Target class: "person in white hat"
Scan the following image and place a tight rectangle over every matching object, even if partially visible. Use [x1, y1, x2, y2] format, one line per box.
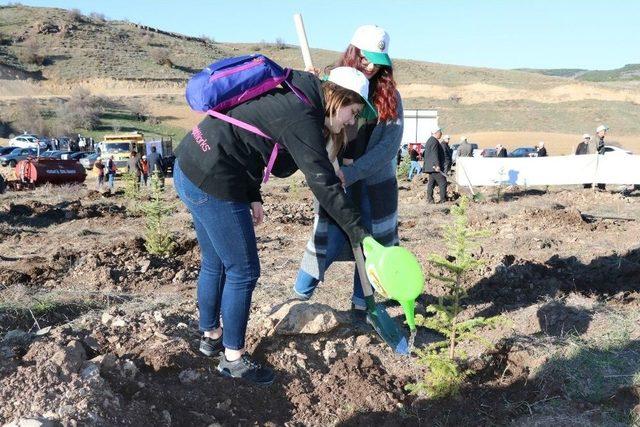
[593, 125, 609, 189]
[295, 24, 403, 316]
[575, 134, 590, 155]
[595, 125, 608, 154]
[173, 64, 377, 385]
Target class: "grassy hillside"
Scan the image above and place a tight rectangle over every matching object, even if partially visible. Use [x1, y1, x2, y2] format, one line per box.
[520, 64, 640, 82]
[0, 4, 570, 89]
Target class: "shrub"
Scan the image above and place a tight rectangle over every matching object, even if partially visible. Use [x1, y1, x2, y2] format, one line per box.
[8, 97, 42, 133]
[89, 12, 106, 22]
[396, 153, 411, 180]
[408, 196, 501, 398]
[17, 37, 45, 65]
[67, 8, 82, 22]
[128, 98, 149, 121]
[150, 48, 172, 66]
[200, 34, 215, 44]
[55, 88, 102, 131]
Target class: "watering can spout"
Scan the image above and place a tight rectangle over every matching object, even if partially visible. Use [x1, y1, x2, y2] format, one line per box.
[400, 300, 416, 332]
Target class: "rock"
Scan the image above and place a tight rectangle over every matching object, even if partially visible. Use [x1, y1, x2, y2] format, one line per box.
[153, 311, 165, 323]
[355, 335, 372, 348]
[173, 269, 187, 283]
[121, 359, 139, 380]
[101, 312, 114, 326]
[139, 259, 152, 273]
[216, 399, 232, 411]
[5, 418, 55, 427]
[111, 318, 126, 328]
[52, 340, 86, 375]
[323, 341, 337, 363]
[80, 362, 100, 380]
[266, 302, 342, 335]
[178, 369, 201, 384]
[82, 335, 100, 352]
[161, 410, 171, 425]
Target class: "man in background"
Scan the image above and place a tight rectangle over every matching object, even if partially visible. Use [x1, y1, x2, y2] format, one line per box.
[423, 127, 447, 203]
[440, 134, 453, 174]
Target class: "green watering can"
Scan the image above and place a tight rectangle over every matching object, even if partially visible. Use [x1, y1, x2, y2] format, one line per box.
[362, 236, 424, 331]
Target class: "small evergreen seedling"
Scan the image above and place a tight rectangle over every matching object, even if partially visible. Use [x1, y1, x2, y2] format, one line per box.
[123, 171, 140, 200]
[408, 196, 501, 398]
[396, 153, 411, 180]
[141, 175, 175, 256]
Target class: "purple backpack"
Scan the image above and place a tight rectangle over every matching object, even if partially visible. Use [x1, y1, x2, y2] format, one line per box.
[186, 54, 310, 182]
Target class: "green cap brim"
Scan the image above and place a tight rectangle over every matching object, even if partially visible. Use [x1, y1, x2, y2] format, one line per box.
[362, 99, 377, 120]
[362, 50, 392, 67]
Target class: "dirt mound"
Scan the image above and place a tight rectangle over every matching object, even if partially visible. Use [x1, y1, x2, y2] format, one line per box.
[264, 201, 314, 226]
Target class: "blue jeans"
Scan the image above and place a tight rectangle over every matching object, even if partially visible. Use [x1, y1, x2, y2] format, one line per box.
[408, 161, 422, 180]
[107, 173, 115, 191]
[293, 183, 372, 307]
[173, 161, 260, 350]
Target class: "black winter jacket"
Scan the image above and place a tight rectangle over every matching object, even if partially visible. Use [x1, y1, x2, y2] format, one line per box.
[175, 70, 368, 244]
[422, 136, 445, 173]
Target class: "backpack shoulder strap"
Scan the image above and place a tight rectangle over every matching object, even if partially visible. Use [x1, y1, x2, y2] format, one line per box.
[206, 109, 272, 140]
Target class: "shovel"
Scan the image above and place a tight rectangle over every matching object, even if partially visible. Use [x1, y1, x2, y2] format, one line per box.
[354, 245, 410, 354]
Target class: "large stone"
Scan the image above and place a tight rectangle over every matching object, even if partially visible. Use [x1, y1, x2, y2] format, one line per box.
[51, 340, 87, 375]
[266, 302, 342, 335]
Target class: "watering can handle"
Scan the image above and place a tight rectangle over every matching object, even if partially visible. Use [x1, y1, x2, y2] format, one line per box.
[353, 246, 374, 298]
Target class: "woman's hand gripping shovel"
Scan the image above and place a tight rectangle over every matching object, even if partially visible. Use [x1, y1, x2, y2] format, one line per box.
[293, 13, 424, 354]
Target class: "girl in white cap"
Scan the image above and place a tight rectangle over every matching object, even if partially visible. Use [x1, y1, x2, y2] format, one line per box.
[294, 25, 403, 318]
[174, 65, 374, 385]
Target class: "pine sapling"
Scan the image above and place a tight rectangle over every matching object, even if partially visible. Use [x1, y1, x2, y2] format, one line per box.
[408, 196, 501, 398]
[141, 175, 175, 256]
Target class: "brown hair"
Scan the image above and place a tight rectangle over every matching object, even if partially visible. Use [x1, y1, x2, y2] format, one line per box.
[321, 80, 363, 158]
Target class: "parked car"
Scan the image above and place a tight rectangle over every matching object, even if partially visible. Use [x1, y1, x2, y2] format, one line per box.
[0, 148, 37, 167]
[0, 146, 17, 156]
[509, 147, 538, 157]
[42, 150, 74, 160]
[602, 145, 632, 155]
[9, 134, 46, 150]
[69, 151, 95, 161]
[480, 148, 498, 157]
[79, 152, 101, 170]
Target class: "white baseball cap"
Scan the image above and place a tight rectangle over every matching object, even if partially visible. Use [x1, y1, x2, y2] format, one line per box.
[328, 67, 377, 119]
[582, 133, 591, 139]
[443, 134, 450, 141]
[596, 125, 609, 133]
[431, 127, 443, 134]
[350, 25, 392, 67]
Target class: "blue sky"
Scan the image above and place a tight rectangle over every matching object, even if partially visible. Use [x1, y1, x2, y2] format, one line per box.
[5, 0, 638, 70]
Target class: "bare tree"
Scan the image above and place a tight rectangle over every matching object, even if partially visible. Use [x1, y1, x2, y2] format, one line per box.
[275, 37, 286, 49]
